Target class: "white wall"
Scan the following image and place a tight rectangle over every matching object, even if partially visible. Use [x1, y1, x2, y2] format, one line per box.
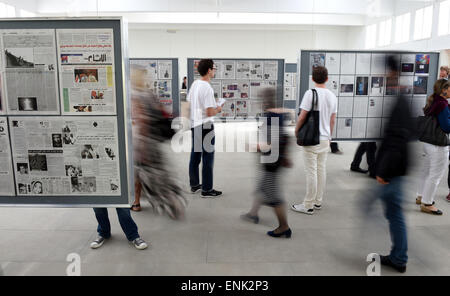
[128, 25, 353, 84]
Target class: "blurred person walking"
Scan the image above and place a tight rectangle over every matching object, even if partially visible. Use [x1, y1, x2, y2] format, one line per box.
[131, 65, 186, 219]
[372, 55, 414, 273]
[241, 88, 292, 238]
[350, 142, 377, 178]
[291, 66, 337, 215]
[187, 59, 224, 197]
[416, 79, 450, 215]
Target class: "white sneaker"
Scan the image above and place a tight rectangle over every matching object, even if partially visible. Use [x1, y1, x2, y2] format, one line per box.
[133, 237, 148, 250]
[90, 236, 106, 249]
[291, 204, 314, 215]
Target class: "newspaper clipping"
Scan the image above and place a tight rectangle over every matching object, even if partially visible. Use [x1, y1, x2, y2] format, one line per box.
[0, 118, 15, 195]
[57, 29, 116, 115]
[0, 29, 60, 115]
[9, 116, 121, 196]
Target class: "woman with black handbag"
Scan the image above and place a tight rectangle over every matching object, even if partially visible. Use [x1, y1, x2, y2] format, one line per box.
[416, 79, 450, 215]
[291, 66, 337, 215]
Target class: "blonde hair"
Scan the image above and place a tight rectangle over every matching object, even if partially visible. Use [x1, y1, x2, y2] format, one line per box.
[424, 79, 450, 112]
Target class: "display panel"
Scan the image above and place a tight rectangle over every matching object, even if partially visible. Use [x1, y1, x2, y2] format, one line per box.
[188, 58, 284, 119]
[298, 50, 439, 140]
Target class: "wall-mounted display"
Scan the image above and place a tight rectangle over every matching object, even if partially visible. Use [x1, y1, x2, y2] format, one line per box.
[298, 50, 439, 140]
[129, 58, 179, 117]
[188, 58, 284, 119]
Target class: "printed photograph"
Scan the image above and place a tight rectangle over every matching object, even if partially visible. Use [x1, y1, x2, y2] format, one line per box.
[31, 181, 43, 194]
[74, 69, 98, 83]
[415, 54, 430, 74]
[52, 134, 63, 148]
[355, 77, 369, 96]
[81, 144, 99, 159]
[310, 53, 325, 72]
[4, 48, 34, 68]
[63, 133, 75, 145]
[105, 147, 116, 160]
[371, 77, 384, 96]
[65, 165, 82, 177]
[18, 97, 38, 111]
[17, 163, 29, 175]
[401, 63, 414, 73]
[28, 154, 47, 171]
[18, 183, 28, 194]
[414, 76, 428, 95]
[90, 90, 105, 100]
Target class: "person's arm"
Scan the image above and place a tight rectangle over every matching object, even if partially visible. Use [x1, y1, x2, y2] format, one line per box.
[206, 106, 222, 117]
[437, 107, 450, 133]
[295, 109, 309, 135]
[330, 113, 336, 139]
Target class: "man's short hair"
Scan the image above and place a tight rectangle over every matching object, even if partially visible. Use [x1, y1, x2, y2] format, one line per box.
[198, 59, 214, 77]
[312, 66, 328, 84]
[441, 66, 449, 74]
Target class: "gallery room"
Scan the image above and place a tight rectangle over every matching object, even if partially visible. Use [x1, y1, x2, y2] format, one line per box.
[1, 0, 450, 280]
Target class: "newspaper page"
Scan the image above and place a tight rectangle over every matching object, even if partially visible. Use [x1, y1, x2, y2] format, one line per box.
[57, 29, 116, 115]
[263, 61, 278, 80]
[0, 72, 4, 115]
[0, 118, 15, 195]
[249, 61, 263, 80]
[1, 29, 60, 115]
[9, 116, 121, 196]
[236, 61, 251, 80]
[158, 60, 172, 79]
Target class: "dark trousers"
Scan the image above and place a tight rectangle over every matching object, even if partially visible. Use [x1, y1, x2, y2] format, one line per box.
[330, 142, 339, 152]
[379, 177, 408, 266]
[93, 208, 139, 241]
[189, 123, 215, 192]
[351, 142, 377, 174]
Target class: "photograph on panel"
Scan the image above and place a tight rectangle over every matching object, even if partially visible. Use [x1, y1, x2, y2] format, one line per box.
[370, 76, 384, 96]
[401, 54, 415, 75]
[413, 76, 428, 95]
[415, 54, 430, 74]
[325, 75, 339, 96]
[339, 76, 355, 96]
[355, 76, 369, 96]
[310, 53, 325, 72]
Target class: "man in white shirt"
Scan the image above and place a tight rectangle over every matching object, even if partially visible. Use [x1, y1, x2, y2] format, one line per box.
[187, 59, 223, 197]
[291, 66, 337, 215]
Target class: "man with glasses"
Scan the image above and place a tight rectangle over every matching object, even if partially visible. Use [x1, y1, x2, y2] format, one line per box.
[187, 59, 224, 197]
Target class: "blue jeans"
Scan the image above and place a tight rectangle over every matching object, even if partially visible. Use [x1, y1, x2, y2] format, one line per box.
[378, 177, 408, 266]
[189, 123, 215, 192]
[93, 208, 140, 241]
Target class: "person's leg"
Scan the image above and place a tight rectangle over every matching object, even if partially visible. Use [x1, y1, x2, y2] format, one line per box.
[350, 143, 366, 169]
[132, 178, 142, 211]
[93, 208, 112, 238]
[366, 142, 377, 177]
[421, 145, 448, 205]
[302, 148, 318, 209]
[116, 208, 140, 241]
[273, 205, 289, 232]
[416, 143, 431, 200]
[315, 142, 329, 207]
[189, 126, 202, 188]
[379, 177, 408, 266]
[202, 124, 215, 192]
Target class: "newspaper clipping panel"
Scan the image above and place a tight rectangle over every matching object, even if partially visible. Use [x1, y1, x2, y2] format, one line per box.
[9, 116, 121, 196]
[57, 29, 117, 115]
[0, 118, 15, 195]
[0, 29, 60, 115]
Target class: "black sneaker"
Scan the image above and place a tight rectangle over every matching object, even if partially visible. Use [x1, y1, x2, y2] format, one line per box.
[350, 167, 368, 174]
[380, 255, 406, 273]
[190, 184, 202, 193]
[201, 189, 222, 197]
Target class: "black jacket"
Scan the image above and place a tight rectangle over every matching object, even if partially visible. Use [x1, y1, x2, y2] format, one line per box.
[375, 96, 414, 181]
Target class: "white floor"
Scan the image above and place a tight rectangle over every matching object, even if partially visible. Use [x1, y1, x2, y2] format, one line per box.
[1, 123, 450, 276]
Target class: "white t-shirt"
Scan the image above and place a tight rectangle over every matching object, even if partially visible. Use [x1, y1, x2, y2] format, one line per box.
[299, 88, 337, 140]
[187, 80, 217, 128]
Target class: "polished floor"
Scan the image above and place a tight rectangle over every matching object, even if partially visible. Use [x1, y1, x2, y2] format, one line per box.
[1, 123, 450, 276]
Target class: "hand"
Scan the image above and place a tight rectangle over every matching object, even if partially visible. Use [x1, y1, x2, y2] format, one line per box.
[376, 176, 389, 185]
[217, 106, 222, 113]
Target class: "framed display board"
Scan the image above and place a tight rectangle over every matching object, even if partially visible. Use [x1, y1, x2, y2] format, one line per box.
[129, 58, 180, 118]
[297, 50, 440, 141]
[0, 17, 133, 207]
[187, 58, 284, 120]
[283, 63, 297, 110]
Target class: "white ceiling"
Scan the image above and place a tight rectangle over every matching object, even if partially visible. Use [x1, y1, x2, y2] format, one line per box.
[2, 0, 437, 27]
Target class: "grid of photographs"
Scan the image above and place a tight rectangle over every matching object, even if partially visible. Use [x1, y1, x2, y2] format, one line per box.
[193, 59, 280, 119]
[308, 52, 433, 140]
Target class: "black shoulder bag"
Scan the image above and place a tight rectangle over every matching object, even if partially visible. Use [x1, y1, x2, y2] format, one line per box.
[296, 89, 320, 146]
[417, 115, 450, 146]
